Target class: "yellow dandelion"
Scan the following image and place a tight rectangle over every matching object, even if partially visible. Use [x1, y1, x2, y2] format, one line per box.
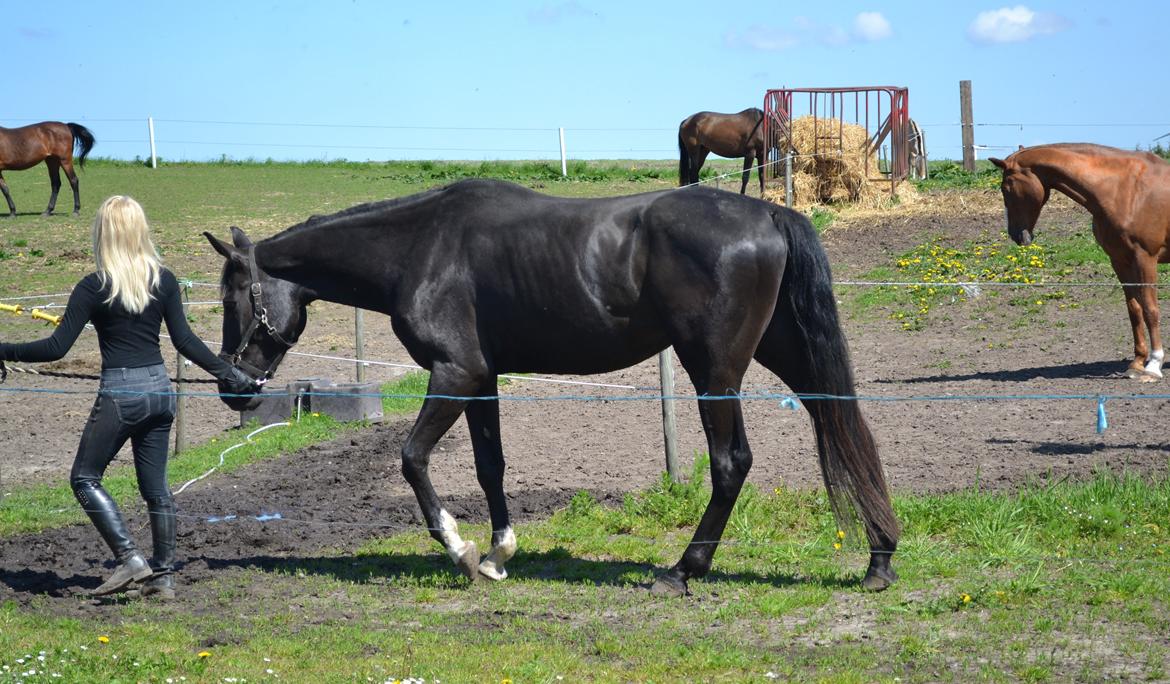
[198, 651, 211, 658]
[837, 530, 846, 539]
[98, 635, 110, 644]
[504, 679, 514, 684]
[833, 542, 842, 550]
[312, 412, 321, 417]
[961, 593, 972, 603]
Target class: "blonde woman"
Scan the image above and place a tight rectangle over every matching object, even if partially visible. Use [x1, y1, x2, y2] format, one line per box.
[0, 196, 258, 599]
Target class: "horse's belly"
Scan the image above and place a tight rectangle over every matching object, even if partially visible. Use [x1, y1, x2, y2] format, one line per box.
[489, 313, 667, 375]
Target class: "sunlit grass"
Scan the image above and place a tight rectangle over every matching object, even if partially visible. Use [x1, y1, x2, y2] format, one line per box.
[3, 456, 1167, 681]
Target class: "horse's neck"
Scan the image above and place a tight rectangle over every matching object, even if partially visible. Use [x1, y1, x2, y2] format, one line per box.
[1027, 151, 1116, 214]
[257, 229, 395, 313]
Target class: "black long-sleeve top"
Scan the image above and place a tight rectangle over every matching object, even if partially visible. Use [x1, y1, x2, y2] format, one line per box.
[0, 268, 233, 378]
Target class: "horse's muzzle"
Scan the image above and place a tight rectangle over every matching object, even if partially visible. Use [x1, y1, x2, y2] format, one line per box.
[1009, 228, 1033, 246]
[218, 381, 262, 412]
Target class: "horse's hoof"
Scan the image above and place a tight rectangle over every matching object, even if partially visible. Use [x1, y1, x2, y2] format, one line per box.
[861, 564, 898, 592]
[1125, 367, 1145, 379]
[649, 574, 689, 598]
[453, 541, 480, 582]
[1139, 373, 1161, 384]
[478, 558, 508, 581]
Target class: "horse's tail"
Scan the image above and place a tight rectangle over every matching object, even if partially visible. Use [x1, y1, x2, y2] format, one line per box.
[66, 123, 95, 167]
[678, 132, 691, 187]
[760, 209, 899, 550]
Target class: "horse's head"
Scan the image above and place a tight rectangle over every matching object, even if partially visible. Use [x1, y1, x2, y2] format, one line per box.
[204, 227, 311, 411]
[990, 155, 1049, 246]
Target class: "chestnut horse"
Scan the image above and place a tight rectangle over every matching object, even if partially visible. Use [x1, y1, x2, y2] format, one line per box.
[990, 144, 1170, 380]
[678, 108, 767, 195]
[0, 121, 95, 217]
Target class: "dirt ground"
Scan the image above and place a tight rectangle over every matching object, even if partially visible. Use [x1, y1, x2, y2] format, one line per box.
[2, 188, 1169, 610]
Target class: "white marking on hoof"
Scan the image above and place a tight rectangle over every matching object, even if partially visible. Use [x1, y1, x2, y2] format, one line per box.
[478, 527, 517, 581]
[1143, 349, 1164, 379]
[438, 509, 468, 564]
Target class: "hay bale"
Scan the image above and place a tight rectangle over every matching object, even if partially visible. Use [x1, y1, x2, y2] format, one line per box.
[765, 115, 918, 210]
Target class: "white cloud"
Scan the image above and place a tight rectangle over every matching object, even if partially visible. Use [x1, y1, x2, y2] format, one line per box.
[853, 12, 892, 41]
[968, 5, 1070, 43]
[724, 25, 801, 51]
[726, 12, 892, 51]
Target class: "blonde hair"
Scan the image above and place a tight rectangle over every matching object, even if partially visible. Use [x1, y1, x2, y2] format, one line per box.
[91, 195, 162, 313]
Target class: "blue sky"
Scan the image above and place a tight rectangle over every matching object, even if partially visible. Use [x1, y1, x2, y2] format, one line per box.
[5, 1, 1168, 163]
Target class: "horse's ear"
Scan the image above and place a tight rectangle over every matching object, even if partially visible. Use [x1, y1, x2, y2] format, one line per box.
[229, 226, 253, 248]
[204, 231, 239, 260]
[989, 157, 1007, 170]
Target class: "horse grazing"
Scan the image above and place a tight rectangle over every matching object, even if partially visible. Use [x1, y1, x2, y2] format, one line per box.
[205, 179, 900, 595]
[0, 121, 95, 217]
[990, 144, 1170, 380]
[678, 108, 768, 196]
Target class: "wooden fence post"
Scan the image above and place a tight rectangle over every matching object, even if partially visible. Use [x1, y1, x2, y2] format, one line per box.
[659, 348, 679, 482]
[172, 281, 190, 456]
[354, 307, 366, 382]
[960, 80, 976, 172]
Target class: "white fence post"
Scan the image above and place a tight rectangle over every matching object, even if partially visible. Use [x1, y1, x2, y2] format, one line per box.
[148, 116, 157, 169]
[559, 127, 567, 177]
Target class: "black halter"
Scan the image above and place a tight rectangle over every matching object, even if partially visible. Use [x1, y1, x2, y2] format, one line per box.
[226, 246, 296, 381]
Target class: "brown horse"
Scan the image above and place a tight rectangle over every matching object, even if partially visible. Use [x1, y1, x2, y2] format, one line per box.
[678, 108, 767, 195]
[990, 143, 1170, 380]
[0, 122, 95, 217]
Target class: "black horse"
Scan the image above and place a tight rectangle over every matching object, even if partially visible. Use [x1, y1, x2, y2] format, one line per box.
[0, 122, 95, 216]
[205, 179, 899, 595]
[678, 108, 768, 196]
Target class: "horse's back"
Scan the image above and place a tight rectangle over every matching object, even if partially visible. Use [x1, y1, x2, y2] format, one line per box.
[0, 122, 73, 169]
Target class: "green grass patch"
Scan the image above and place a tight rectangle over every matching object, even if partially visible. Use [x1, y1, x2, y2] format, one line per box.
[3, 458, 1168, 681]
[844, 230, 1143, 331]
[912, 159, 1003, 192]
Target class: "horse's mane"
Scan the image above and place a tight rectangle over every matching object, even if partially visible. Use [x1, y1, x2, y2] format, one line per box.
[287, 184, 453, 235]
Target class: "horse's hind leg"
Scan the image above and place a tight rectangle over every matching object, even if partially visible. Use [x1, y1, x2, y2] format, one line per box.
[61, 158, 81, 216]
[43, 158, 62, 216]
[753, 316, 899, 590]
[400, 363, 483, 580]
[739, 156, 753, 194]
[465, 382, 516, 580]
[691, 148, 710, 186]
[651, 359, 755, 598]
[0, 172, 14, 217]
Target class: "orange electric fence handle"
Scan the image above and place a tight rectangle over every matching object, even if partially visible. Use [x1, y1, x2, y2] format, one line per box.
[30, 308, 61, 326]
[0, 303, 24, 315]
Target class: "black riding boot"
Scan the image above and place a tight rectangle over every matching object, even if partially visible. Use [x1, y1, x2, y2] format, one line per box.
[141, 495, 177, 600]
[73, 482, 152, 595]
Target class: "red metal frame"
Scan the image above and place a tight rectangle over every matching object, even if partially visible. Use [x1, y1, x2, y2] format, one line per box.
[763, 86, 911, 195]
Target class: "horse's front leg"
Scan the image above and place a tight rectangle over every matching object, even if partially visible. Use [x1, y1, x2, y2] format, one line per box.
[1135, 256, 1164, 381]
[401, 365, 482, 580]
[1108, 254, 1150, 378]
[0, 173, 15, 216]
[464, 382, 516, 581]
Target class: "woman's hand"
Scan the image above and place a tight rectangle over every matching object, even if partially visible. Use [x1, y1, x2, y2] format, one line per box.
[220, 366, 262, 396]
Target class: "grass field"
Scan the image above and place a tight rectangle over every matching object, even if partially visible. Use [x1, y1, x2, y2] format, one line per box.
[1, 161, 1168, 682]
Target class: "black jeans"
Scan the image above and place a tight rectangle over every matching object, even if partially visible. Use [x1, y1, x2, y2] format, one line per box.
[71, 364, 177, 570]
